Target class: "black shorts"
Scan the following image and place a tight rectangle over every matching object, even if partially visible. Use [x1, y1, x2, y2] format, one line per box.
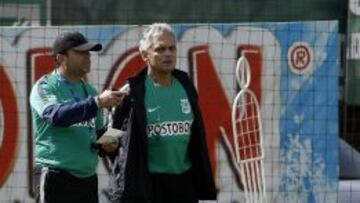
[39, 167, 98, 203]
[150, 169, 198, 203]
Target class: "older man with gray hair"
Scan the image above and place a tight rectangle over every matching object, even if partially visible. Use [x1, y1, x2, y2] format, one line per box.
[107, 23, 217, 203]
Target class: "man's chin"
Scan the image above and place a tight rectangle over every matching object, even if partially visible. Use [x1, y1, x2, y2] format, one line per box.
[163, 66, 175, 72]
[83, 67, 91, 73]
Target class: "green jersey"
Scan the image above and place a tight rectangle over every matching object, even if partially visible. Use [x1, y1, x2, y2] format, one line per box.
[30, 71, 104, 177]
[145, 75, 194, 174]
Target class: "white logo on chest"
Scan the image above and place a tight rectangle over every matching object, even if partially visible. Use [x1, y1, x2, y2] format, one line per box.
[148, 106, 160, 113]
[180, 99, 191, 114]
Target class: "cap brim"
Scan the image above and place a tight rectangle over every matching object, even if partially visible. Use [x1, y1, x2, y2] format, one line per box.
[72, 43, 102, 52]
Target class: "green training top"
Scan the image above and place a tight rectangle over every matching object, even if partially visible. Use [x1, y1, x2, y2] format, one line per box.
[30, 71, 104, 177]
[145, 75, 194, 174]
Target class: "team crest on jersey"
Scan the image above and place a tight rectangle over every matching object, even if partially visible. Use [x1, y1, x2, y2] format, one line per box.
[180, 99, 191, 114]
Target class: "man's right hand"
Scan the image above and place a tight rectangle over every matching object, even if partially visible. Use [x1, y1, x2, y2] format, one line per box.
[96, 90, 126, 108]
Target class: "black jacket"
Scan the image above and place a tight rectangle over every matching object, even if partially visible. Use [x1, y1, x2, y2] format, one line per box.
[109, 68, 217, 202]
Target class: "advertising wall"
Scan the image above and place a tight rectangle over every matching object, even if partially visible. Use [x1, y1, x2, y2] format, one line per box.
[0, 21, 339, 202]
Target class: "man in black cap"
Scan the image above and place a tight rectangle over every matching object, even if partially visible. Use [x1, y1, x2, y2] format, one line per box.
[29, 31, 124, 203]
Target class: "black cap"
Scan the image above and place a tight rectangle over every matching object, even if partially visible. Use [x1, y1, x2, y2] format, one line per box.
[53, 31, 102, 55]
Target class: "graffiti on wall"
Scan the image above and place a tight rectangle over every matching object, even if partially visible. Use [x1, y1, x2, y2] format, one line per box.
[0, 22, 339, 203]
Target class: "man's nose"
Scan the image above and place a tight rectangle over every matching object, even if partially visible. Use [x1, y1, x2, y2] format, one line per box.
[164, 48, 175, 55]
[82, 51, 90, 58]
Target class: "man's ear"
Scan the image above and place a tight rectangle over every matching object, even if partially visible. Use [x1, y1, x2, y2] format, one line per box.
[140, 51, 148, 62]
[55, 54, 64, 62]
[54, 54, 67, 69]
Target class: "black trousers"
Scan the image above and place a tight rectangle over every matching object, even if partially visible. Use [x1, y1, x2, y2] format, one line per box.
[149, 170, 198, 203]
[39, 167, 98, 203]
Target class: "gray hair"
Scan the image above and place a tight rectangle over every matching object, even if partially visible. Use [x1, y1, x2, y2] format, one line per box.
[139, 23, 176, 53]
